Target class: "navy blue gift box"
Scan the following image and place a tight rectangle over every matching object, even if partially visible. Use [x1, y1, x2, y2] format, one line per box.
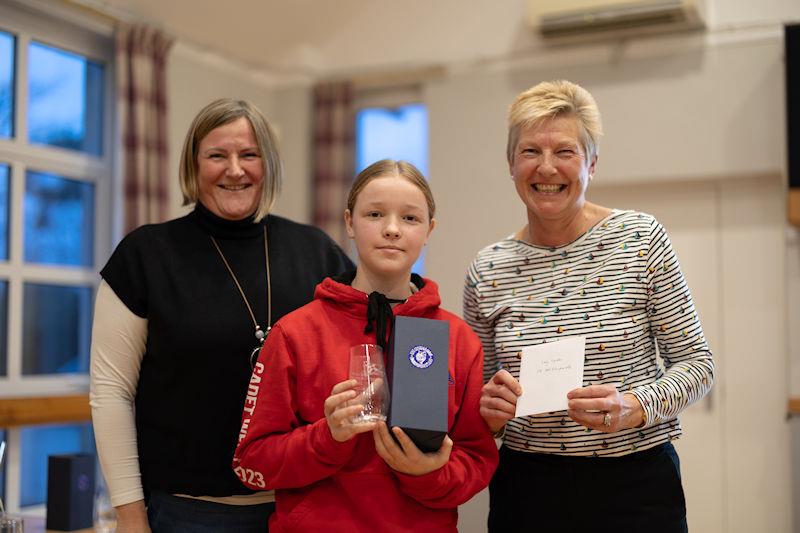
[387, 316, 449, 453]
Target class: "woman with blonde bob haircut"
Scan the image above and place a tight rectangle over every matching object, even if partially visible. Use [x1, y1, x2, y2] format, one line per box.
[91, 98, 352, 532]
[179, 98, 282, 221]
[465, 80, 713, 532]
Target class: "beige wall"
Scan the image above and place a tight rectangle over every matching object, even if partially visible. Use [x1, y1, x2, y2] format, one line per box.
[424, 30, 785, 329]
[270, 85, 313, 223]
[589, 177, 788, 532]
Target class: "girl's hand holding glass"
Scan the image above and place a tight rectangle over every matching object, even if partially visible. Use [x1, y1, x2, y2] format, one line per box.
[324, 379, 379, 442]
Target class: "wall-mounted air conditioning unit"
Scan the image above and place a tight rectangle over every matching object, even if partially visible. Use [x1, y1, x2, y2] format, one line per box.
[526, 0, 704, 39]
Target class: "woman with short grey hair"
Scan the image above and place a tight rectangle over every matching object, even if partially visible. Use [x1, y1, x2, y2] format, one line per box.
[465, 80, 714, 532]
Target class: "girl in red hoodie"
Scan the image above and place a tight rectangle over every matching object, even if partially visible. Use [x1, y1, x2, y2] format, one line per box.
[233, 159, 498, 532]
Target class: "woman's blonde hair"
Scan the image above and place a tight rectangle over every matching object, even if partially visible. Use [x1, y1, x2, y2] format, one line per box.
[347, 159, 435, 220]
[507, 80, 603, 164]
[179, 98, 282, 222]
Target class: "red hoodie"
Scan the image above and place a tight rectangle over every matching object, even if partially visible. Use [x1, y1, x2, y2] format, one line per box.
[233, 276, 498, 532]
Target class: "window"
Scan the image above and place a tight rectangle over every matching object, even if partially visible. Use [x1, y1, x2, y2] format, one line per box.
[0, 164, 8, 261]
[24, 170, 95, 267]
[22, 283, 93, 375]
[0, 31, 13, 139]
[0, 281, 7, 377]
[27, 42, 104, 156]
[355, 102, 429, 273]
[355, 103, 429, 176]
[0, 2, 113, 513]
[20, 423, 95, 507]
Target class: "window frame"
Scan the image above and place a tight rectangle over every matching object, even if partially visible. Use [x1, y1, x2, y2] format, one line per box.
[0, 0, 115, 514]
[0, 2, 114, 397]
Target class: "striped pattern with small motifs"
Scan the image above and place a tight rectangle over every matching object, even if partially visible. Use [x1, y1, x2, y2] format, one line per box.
[463, 210, 714, 457]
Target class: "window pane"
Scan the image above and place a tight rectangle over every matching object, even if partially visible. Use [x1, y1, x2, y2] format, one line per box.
[355, 103, 429, 273]
[0, 31, 13, 139]
[0, 164, 8, 260]
[0, 281, 7, 377]
[27, 41, 103, 155]
[355, 103, 429, 175]
[24, 170, 95, 267]
[22, 283, 92, 375]
[20, 423, 95, 507]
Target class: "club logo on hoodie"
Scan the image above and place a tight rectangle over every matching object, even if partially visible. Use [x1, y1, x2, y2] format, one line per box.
[408, 345, 434, 369]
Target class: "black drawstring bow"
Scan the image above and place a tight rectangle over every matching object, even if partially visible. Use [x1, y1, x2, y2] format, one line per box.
[364, 291, 405, 353]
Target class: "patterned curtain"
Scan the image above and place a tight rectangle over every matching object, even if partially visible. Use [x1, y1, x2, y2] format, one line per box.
[312, 81, 355, 248]
[116, 23, 174, 233]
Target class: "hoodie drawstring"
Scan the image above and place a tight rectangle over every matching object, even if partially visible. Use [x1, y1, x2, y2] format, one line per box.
[364, 291, 405, 353]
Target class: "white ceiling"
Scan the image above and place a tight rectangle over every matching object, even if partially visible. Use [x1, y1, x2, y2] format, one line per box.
[76, 0, 535, 79]
[56, 0, 800, 82]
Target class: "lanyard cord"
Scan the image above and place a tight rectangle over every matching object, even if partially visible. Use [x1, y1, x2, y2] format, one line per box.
[210, 225, 271, 342]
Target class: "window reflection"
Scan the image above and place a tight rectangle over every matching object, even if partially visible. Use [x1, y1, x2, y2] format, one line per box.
[24, 170, 94, 267]
[22, 283, 92, 375]
[20, 423, 95, 507]
[0, 31, 13, 139]
[27, 41, 103, 155]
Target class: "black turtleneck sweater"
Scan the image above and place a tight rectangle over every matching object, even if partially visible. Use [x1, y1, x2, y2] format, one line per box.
[100, 203, 353, 497]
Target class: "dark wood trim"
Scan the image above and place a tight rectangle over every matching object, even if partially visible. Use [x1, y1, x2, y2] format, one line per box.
[790, 189, 800, 227]
[17, 514, 93, 533]
[0, 394, 91, 428]
[788, 397, 800, 415]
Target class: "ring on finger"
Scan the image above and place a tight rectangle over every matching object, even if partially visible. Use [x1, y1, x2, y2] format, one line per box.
[602, 412, 612, 427]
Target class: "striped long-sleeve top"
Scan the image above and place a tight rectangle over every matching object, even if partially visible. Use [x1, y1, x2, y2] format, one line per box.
[463, 210, 714, 457]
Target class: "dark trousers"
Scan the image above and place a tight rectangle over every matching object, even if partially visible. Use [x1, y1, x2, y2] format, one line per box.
[147, 491, 274, 533]
[488, 443, 688, 533]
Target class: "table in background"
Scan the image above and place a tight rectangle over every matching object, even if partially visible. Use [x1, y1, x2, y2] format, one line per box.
[20, 515, 94, 533]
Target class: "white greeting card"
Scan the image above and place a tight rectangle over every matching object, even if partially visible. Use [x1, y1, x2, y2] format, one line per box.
[515, 336, 585, 417]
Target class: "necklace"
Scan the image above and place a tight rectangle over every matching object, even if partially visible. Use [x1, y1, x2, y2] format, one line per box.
[210, 225, 271, 369]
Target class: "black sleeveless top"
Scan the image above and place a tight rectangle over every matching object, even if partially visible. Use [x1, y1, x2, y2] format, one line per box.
[101, 203, 353, 497]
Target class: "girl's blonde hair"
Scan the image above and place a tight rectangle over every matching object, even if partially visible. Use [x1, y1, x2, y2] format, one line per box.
[347, 159, 435, 220]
